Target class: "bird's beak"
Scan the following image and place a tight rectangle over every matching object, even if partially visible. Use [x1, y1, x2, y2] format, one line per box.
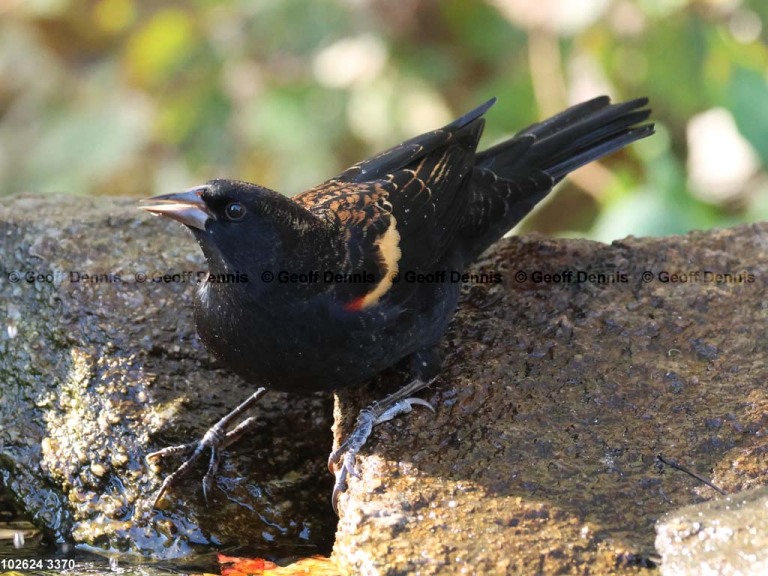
[140, 186, 213, 231]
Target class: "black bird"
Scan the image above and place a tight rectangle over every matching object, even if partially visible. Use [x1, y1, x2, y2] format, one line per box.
[141, 95, 654, 511]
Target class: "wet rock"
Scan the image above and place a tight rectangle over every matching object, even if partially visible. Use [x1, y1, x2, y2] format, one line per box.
[333, 225, 768, 574]
[0, 194, 335, 559]
[656, 485, 768, 575]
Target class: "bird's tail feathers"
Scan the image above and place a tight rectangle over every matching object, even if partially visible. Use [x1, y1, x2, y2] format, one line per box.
[459, 97, 653, 261]
[478, 96, 653, 183]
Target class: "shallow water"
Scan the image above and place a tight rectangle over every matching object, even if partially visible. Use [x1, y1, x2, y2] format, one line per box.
[1, 535, 215, 576]
[1, 519, 333, 576]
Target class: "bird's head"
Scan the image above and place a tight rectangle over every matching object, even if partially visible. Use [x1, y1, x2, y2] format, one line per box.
[141, 179, 321, 275]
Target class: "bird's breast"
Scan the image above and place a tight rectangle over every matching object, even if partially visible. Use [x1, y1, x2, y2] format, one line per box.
[194, 276, 460, 393]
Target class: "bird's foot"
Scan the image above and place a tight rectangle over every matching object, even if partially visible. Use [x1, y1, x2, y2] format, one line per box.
[146, 387, 268, 508]
[328, 378, 436, 513]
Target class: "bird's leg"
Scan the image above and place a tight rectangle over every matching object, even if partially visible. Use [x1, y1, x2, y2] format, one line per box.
[147, 387, 268, 508]
[328, 377, 436, 513]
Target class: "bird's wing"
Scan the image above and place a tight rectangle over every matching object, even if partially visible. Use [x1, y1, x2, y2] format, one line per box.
[327, 98, 495, 184]
[293, 100, 495, 311]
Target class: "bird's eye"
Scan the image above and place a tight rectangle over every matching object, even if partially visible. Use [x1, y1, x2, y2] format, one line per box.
[224, 202, 246, 221]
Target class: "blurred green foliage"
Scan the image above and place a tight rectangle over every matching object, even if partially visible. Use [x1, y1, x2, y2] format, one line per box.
[1, 0, 767, 240]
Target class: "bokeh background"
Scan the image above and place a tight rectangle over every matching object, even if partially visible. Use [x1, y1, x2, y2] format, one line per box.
[2, 0, 767, 240]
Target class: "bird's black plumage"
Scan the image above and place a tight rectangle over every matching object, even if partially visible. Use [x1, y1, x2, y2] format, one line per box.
[141, 95, 653, 507]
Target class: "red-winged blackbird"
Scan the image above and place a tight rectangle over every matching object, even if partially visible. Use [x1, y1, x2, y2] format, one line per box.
[141, 96, 653, 511]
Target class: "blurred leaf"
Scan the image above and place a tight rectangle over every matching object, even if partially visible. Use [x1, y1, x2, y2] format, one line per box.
[444, 0, 526, 63]
[242, 0, 350, 56]
[636, 0, 688, 18]
[241, 88, 339, 191]
[728, 66, 768, 167]
[93, 0, 136, 34]
[17, 77, 150, 194]
[125, 8, 196, 87]
[592, 149, 720, 240]
[633, 13, 709, 119]
[217, 553, 338, 576]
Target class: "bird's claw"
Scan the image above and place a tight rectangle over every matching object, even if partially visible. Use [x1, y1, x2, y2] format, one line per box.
[328, 380, 435, 513]
[147, 388, 268, 508]
[330, 452, 357, 514]
[147, 425, 225, 508]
